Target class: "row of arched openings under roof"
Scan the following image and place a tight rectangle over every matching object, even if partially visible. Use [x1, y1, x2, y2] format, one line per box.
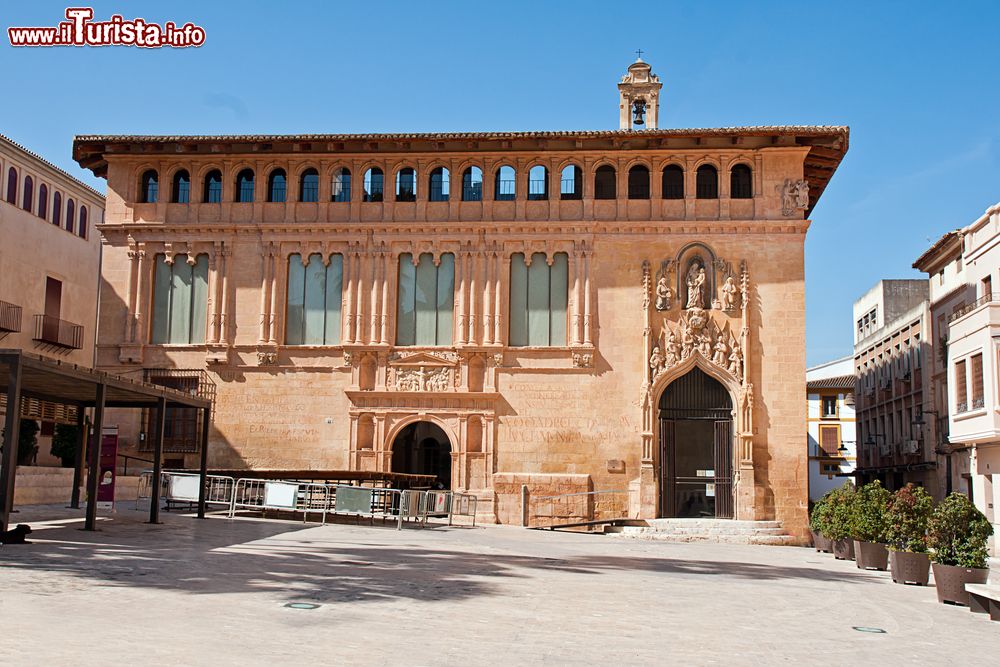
[137, 163, 754, 204]
[5, 166, 88, 238]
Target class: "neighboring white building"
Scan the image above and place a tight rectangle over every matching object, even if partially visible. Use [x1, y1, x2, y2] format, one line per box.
[943, 201, 1000, 553]
[807, 356, 856, 503]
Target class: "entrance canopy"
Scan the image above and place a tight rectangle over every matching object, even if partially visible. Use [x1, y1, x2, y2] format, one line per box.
[0, 349, 212, 531]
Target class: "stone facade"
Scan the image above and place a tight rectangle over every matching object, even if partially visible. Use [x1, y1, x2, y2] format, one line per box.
[73, 63, 848, 538]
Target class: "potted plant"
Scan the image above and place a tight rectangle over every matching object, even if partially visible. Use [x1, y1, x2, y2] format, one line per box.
[826, 484, 856, 560]
[851, 480, 891, 571]
[50, 423, 81, 468]
[885, 483, 934, 585]
[928, 492, 994, 605]
[809, 493, 833, 553]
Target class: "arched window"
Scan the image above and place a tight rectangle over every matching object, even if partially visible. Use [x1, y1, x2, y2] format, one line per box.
[22, 175, 33, 212]
[52, 191, 62, 226]
[363, 168, 383, 202]
[730, 164, 752, 199]
[396, 167, 416, 202]
[235, 168, 255, 202]
[203, 170, 223, 203]
[627, 165, 650, 199]
[6, 167, 17, 204]
[594, 165, 616, 200]
[462, 167, 483, 201]
[38, 183, 48, 220]
[299, 168, 319, 202]
[696, 164, 718, 199]
[332, 168, 351, 202]
[267, 169, 287, 203]
[429, 167, 450, 202]
[528, 165, 548, 201]
[494, 165, 515, 201]
[66, 198, 75, 234]
[78, 206, 88, 238]
[140, 169, 159, 203]
[560, 164, 582, 200]
[171, 170, 190, 203]
[662, 165, 684, 199]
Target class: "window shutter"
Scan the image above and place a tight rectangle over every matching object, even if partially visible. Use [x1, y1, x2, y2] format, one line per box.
[971, 354, 984, 405]
[819, 426, 839, 455]
[955, 360, 967, 408]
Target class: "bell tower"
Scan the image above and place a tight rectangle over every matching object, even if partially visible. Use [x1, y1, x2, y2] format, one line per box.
[618, 55, 662, 130]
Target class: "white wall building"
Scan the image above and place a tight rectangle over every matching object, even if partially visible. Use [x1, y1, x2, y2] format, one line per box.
[807, 356, 856, 502]
[945, 200, 1000, 552]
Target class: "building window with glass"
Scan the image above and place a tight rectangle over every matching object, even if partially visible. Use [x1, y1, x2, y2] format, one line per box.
[203, 170, 223, 203]
[396, 252, 454, 346]
[151, 254, 208, 344]
[285, 253, 343, 345]
[509, 252, 568, 347]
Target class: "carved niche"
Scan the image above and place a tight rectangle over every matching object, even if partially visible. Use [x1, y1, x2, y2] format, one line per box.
[386, 351, 460, 392]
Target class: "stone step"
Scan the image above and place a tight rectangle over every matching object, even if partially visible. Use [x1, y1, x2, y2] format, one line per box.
[606, 518, 796, 545]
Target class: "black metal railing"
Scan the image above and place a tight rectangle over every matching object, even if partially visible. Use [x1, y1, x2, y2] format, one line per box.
[495, 179, 516, 201]
[32, 314, 84, 349]
[972, 396, 985, 410]
[956, 400, 968, 414]
[949, 293, 999, 323]
[527, 180, 548, 200]
[0, 300, 22, 333]
[118, 453, 153, 476]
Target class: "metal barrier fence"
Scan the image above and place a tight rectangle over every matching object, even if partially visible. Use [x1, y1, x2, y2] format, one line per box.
[136, 471, 236, 511]
[229, 478, 331, 523]
[135, 473, 479, 530]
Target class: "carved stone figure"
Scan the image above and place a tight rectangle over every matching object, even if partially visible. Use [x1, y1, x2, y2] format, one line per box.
[573, 352, 593, 368]
[649, 346, 664, 377]
[697, 331, 712, 358]
[665, 332, 680, 368]
[681, 328, 695, 359]
[395, 368, 421, 391]
[257, 351, 277, 366]
[426, 368, 450, 392]
[712, 337, 728, 367]
[778, 178, 810, 216]
[728, 341, 743, 381]
[655, 276, 672, 311]
[685, 262, 706, 309]
[721, 276, 738, 311]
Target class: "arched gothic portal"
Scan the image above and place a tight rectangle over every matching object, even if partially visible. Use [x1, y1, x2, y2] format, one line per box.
[391, 421, 452, 489]
[658, 367, 734, 518]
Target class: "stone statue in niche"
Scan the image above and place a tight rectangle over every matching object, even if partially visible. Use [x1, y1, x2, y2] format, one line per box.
[778, 178, 810, 216]
[685, 261, 706, 309]
[721, 276, 738, 311]
[654, 276, 672, 311]
[649, 346, 664, 377]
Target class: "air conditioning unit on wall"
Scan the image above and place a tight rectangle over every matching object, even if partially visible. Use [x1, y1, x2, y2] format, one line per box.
[902, 440, 920, 455]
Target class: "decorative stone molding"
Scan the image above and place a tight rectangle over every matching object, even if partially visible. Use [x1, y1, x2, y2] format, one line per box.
[386, 350, 459, 392]
[256, 351, 277, 366]
[118, 343, 143, 364]
[491, 352, 504, 367]
[777, 178, 809, 216]
[572, 352, 594, 368]
[342, 351, 354, 367]
[649, 306, 743, 384]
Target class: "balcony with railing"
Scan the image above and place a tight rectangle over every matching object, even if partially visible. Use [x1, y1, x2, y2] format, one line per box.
[32, 314, 84, 349]
[0, 300, 22, 333]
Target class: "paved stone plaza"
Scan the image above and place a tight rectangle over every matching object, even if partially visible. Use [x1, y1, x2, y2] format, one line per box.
[2, 507, 998, 666]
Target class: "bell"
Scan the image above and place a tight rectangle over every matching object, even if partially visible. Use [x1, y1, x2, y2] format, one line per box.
[632, 100, 646, 126]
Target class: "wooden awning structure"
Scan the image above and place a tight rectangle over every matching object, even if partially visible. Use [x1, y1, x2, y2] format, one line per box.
[0, 350, 211, 532]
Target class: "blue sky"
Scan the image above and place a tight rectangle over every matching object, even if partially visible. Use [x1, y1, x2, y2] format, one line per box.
[3, 1, 999, 366]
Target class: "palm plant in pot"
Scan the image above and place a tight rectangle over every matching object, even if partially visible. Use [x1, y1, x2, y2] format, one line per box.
[850, 480, 890, 571]
[826, 483, 856, 560]
[885, 483, 934, 585]
[928, 493, 994, 605]
[809, 495, 833, 553]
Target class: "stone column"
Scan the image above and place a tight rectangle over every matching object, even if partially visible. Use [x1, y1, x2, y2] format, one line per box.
[380, 252, 390, 344]
[269, 250, 283, 344]
[354, 247, 365, 344]
[583, 248, 593, 346]
[369, 247, 380, 345]
[456, 247, 467, 345]
[468, 247, 479, 345]
[258, 243, 272, 343]
[569, 250, 581, 345]
[483, 248, 494, 345]
[493, 251, 503, 345]
[124, 248, 140, 342]
[218, 245, 230, 344]
[134, 249, 152, 344]
[342, 246, 355, 344]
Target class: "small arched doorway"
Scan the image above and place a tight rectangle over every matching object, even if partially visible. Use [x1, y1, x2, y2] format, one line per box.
[659, 367, 733, 518]
[391, 421, 452, 489]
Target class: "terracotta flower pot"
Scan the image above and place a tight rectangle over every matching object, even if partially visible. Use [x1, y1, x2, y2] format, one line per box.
[889, 550, 930, 585]
[854, 540, 889, 571]
[833, 537, 856, 560]
[931, 563, 989, 605]
[812, 531, 833, 553]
